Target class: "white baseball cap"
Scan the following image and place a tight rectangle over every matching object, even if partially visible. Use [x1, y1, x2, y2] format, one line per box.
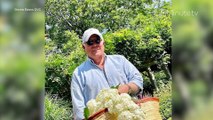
[82, 28, 104, 43]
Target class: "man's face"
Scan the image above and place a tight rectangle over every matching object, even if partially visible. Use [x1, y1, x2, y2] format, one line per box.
[83, 34, 105, 59]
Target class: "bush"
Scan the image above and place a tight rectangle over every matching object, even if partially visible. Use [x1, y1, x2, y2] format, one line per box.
[104, 29, 165, 71]
[45, 52, 85, 100]
[45, 30, 86, 101]
[154, 81, 172, 120]
[142, 72, 155, 96]
[45, 94, 73, 120]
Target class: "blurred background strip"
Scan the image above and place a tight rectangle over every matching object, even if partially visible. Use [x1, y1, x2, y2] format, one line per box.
[173, 0, 213, 120]
[0, 0, 44, 120]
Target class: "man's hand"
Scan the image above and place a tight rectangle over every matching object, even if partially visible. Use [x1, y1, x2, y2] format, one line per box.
[118, 84, 130, 94]
[118, 82, 139, 95]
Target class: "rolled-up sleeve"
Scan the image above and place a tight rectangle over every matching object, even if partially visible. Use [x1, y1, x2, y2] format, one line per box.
[71, 72, 85, 120]
[122, 56, 143, 90]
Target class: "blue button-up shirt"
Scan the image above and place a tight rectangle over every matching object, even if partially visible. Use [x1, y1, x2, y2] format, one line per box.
[71, 55, 143, 120]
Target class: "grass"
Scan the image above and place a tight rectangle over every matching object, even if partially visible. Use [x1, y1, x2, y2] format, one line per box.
[45, 94, 73, 120]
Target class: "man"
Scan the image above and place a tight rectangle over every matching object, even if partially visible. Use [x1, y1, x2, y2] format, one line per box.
[71, 28, 143, 120]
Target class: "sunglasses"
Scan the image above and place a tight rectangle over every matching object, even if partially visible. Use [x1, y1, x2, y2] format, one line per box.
[86, 37, 101, 46]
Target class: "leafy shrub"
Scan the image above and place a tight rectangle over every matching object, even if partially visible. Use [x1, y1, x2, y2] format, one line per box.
[45, 52, 85, 100]
[45, 94, 73, 120]
[142, 72, 155, 96]
[104, 29, 165, 72]
[155, 71, 169, 85]
[154, 81, 172, 120]
[45, 31, 86, 100]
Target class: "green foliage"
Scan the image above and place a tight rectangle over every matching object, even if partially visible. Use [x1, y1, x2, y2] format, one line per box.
[105, 29, 165, 71]
[45, 31, 86, 100]
[45, 94, 73, 120]
[45, 0, 153, 37]
[45, 52, 85, 100]
[142, 72, 155, 96]
[155, 71, 168, 83]
[154, 81, 172, 120]
[84, 107, 90, 120]
[110, 84, 120, 89]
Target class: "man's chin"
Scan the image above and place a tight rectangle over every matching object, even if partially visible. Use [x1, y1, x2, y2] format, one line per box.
[91, 52, 103, 56]
[94, 53, 102, 56]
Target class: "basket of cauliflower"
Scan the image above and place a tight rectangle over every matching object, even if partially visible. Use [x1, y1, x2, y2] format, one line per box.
[85, 88, 162, 120]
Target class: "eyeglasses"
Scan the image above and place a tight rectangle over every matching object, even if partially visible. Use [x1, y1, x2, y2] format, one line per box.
[86, 37, 101, 46]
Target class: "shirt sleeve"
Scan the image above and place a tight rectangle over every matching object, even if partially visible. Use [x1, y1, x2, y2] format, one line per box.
[122, 56, 143, 90]
[71, 71, 85, 120]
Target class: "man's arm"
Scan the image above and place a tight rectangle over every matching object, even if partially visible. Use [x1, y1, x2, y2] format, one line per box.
[118, 56, 143, 95]
[71, 73, 85, 120]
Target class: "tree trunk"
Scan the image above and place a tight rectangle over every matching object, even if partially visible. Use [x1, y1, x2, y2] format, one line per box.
[161, 60, 172, 80]
[146, 67, 159, 91]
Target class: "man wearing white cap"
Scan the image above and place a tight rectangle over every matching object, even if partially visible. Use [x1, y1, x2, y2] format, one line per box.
[71, 28, 143, 120]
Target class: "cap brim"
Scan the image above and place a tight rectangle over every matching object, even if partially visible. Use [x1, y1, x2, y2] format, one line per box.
[83, 33, 103, 43]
